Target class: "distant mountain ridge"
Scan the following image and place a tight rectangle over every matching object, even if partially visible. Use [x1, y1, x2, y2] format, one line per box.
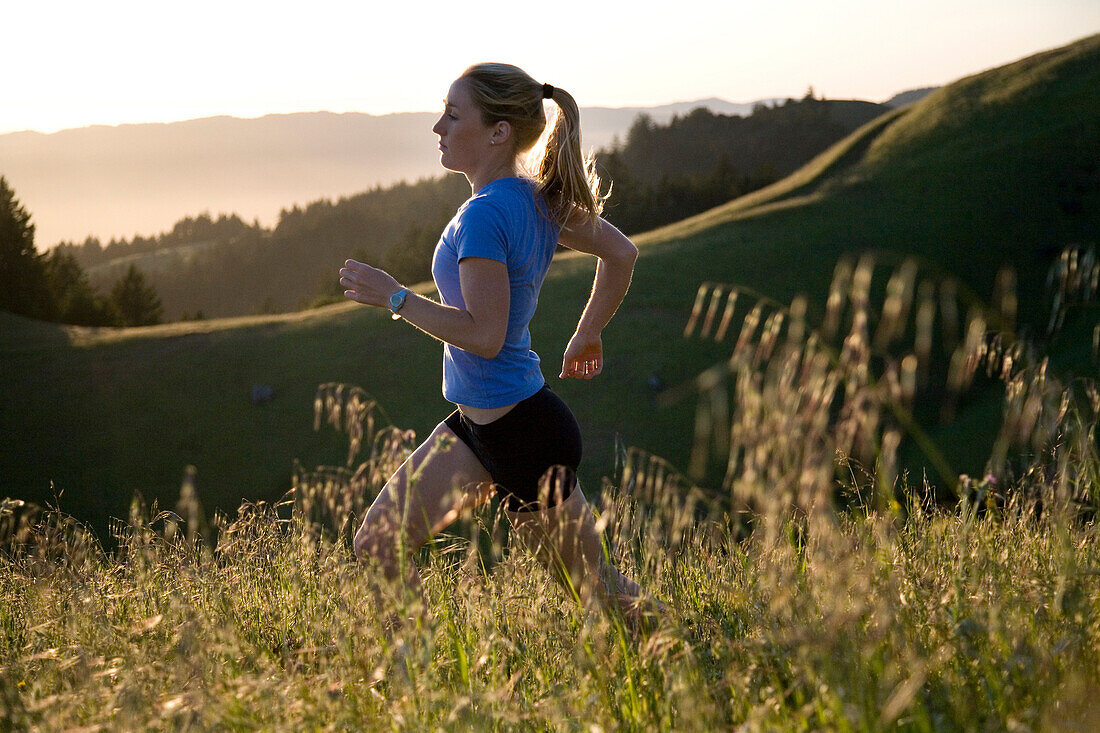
[0, 90, 934, 247]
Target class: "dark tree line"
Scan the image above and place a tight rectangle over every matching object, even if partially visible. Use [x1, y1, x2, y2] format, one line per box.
[57, 175, 471, 321]
[596, 94, 891, 234]
[64, 213, 261, 269]
[0, 176, 162, 327]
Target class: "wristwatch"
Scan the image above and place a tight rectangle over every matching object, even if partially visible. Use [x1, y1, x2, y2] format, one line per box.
[388, 288, 409, 319]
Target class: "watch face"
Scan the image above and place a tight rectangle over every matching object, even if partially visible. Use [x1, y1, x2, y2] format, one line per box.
[389, 290, 405, 310]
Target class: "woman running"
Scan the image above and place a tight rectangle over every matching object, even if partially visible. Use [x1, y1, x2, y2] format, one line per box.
[339, 62, 655, 625]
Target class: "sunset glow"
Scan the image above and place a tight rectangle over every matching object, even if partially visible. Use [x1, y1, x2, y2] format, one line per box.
[6, 0, 1099, 135]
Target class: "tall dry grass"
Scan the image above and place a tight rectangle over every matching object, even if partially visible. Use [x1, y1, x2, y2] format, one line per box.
[2, 246, 1098, 730]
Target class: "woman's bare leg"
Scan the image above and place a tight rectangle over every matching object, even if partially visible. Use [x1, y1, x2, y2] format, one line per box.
[505, 477, 662, 627]
[353, 422, 493, 621]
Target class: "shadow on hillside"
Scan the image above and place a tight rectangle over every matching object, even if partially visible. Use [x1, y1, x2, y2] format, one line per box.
[768, 105, 909, 204]
[0, 312, 83, 352]
[635, 105, 912, 245]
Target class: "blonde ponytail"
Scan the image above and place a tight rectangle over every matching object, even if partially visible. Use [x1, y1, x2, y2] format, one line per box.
[536, 86, 607, 227]
[459, 63, 607, 228]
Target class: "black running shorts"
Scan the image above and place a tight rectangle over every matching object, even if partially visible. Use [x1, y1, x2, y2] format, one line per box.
[443, 384, 583, 512]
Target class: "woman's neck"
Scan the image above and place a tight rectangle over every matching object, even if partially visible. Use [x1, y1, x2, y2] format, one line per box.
[468, 160, 519, 194]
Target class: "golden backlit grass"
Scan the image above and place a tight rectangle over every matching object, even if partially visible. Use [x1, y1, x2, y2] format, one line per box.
[3, 461, 1098, 730]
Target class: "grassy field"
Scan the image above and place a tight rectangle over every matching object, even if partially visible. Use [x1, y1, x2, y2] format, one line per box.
[2, 34, 1100, 729]
[2, 380, 1097, 729]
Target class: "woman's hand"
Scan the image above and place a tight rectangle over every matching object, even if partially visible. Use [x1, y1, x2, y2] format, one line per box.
[560, 330, 603, 380]
[340, 259, 402, 308]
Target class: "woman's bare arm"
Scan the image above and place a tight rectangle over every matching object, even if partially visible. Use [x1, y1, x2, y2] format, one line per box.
[556, 214, 639, 379]
[340, 257, 509, 359]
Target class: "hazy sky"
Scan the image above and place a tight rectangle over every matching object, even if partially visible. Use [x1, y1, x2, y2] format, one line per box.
[6, 0, 1099, 135]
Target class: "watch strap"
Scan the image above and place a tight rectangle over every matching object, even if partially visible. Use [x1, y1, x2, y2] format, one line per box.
[389, 288, 409, 319]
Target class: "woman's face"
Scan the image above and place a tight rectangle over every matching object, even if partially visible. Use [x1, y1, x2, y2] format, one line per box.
[432, 78, 495, 175]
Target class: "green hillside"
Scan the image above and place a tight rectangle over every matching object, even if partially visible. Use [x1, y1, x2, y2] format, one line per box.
[3, 34, 1098, 537]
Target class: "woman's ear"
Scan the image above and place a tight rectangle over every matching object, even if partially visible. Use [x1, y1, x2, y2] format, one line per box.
[490, 120, 512, 147]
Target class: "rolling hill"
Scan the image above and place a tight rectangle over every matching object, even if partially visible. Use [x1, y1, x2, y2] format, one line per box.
[1, 35, 1096, 540]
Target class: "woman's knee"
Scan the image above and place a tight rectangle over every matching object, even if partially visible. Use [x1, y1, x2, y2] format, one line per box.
[353, 514, 400, 567]
[352, 521, 379, 564]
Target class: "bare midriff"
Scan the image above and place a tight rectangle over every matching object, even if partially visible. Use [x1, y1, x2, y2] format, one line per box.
[458, 402, 517, 426]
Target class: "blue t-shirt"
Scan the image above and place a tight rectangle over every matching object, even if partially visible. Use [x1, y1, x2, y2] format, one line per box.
[431, 177, 560, 408]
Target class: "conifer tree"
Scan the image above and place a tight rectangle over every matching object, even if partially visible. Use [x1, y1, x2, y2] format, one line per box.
[110, 264, 163, 326]
[45, 248, 114, 326]
[0, 176, 54, 319]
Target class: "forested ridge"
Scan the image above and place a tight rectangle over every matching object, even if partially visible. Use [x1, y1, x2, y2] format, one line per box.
[598, 96, 889, 233]
[4, 94, 892, 323]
